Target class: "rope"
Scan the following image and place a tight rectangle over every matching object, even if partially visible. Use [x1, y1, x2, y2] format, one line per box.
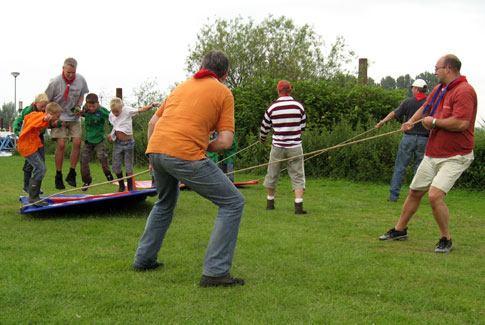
[24, 169, 151, 207]
[25, 119, 422, 207]
[256, 127, 379, 181]
[216, 140, 260, 165]
[228, 120, 422, 176]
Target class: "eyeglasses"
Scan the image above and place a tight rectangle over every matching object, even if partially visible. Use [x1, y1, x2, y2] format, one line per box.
[434, 66, 446, 71]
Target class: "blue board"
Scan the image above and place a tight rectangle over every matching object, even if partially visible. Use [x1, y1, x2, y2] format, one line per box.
[19, 188, 157, 215]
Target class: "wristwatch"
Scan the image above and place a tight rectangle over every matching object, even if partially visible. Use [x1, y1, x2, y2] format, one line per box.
[432, 118, 437, 129]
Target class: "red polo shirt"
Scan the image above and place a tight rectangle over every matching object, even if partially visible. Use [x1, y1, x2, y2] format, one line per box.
[425, 77, 477, 158]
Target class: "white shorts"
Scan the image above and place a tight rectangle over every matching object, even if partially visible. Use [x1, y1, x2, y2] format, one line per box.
[410, 152, 474, 193]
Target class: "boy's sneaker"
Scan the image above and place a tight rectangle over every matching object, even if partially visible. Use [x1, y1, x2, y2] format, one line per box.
[434, 237, 453, 253]
[81, 182, 91, 192]
[379, 227, 408, 241]
[28, 198, 49, 207]
[65, 169, 77, 187]
[55, 173, 65, 190]
[199, 274, 245, 287]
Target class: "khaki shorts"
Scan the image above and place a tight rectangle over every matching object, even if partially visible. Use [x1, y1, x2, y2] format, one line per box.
[263, 145, 305, 190]
[410, 152, 474, 193]
[50, 120, 82, 139]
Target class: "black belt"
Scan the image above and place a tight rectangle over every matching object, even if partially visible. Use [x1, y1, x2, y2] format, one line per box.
[406, 133, 428, 138]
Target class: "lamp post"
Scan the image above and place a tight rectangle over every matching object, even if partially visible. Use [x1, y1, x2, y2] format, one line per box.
[11, 72, 20, 114]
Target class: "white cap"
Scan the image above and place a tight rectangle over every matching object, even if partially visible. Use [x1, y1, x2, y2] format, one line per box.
[412, 79, 427, 88]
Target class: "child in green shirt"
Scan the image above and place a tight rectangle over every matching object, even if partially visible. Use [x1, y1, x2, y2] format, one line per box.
[80, 93, 114, 191]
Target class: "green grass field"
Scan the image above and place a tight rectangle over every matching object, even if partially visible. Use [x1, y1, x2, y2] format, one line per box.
[1, 155, 484, 323]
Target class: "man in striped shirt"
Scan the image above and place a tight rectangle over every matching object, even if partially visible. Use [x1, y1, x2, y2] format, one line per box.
[260, 80, 307, 215]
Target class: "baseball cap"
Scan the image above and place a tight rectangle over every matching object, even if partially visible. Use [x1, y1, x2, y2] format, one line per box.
[412, 79, 427, 88]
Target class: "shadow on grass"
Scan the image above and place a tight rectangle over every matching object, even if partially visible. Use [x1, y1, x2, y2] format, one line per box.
[22, 200, 154, 220]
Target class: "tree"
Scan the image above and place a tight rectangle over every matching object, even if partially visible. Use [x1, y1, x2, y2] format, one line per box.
[415, 71, 439, 90]
[396, 74, 412, 89]
[132, 78, 164, 107]
[379, 71, 438, 95]
[186, 16, 355, 88]
[0, 102, 15, 130]
[380, 76, 396, 89]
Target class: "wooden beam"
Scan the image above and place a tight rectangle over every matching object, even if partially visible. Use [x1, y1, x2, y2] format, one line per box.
[358, 58, 368, 85]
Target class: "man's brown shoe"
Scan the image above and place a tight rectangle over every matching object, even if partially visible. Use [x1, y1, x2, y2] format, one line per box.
[199, 274, 245, 287]
[266, 199, 275, 210]
[295, 202, 307, 215]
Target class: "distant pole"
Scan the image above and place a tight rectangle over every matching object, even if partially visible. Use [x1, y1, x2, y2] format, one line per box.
[116, 88, 123, 99]
[11, 72, 20, 114]
[358, 58, 368, 85]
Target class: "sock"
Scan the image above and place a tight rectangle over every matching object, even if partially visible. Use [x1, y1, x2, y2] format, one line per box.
[56, 170, 62, 176]
[69, 167, 75, 173]
[267, 196, 275, 201]
[295, 198, 303, 203]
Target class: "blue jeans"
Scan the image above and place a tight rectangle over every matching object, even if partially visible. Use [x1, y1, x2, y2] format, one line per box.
[389, 134, 428, 200]
[134, 153, 245, 277]
[23, 136, 44, 174]
[112, 139, 134, 174]
[25, 151, 46, 182]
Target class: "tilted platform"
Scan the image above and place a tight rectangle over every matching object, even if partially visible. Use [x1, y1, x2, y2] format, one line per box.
[19, 188, 157, 215]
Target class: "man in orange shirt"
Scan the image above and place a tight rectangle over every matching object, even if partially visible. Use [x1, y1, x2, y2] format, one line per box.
[17, 102, 62, 206]
[133, 51, 245, 287]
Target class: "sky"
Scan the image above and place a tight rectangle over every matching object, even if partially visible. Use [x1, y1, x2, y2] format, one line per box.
[1, 0, 484, 126]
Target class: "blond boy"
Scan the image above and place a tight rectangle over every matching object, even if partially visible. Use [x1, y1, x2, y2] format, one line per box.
[17, 103, 62, 205]
[108, 98, 157, 191]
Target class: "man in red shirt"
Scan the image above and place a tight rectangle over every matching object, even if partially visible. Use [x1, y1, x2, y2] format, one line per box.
[379, 54, 477, 253]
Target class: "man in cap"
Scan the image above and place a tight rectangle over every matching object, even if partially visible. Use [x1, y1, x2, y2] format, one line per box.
[376, 79, 429, 202]
[260, 80, 307, 215]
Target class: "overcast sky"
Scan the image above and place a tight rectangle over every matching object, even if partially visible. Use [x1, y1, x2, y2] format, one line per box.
[1, 0, 483, 125]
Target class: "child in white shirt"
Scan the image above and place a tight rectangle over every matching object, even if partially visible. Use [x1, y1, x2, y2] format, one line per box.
[109, 98, 158, 191]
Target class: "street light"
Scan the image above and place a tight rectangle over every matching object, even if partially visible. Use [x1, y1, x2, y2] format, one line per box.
[11, 72, 20, 114]
[11, 72, 20, 113]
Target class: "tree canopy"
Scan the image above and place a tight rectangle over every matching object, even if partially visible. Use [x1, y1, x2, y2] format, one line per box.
[380, 72, 439, 96]
[186, 16, 355, 88]
[0, 102, 15, 130]
[132, 79, 165, 107]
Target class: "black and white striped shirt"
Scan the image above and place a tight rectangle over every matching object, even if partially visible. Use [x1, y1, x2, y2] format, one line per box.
[260, 96, 306, 148]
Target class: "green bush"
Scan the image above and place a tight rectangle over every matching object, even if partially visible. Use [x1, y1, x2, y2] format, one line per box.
[132, 112, 152, 167]
[455, 128, 485, 189]
[233, 77, 405, 149]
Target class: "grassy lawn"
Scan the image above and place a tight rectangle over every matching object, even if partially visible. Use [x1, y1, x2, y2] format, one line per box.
[1, 155, 484, 323]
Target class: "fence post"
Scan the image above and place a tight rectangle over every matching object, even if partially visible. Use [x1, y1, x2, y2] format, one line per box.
[116, 88, 123, 99]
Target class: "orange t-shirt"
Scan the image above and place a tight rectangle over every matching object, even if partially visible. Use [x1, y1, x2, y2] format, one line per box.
[146, 77, 235, 160]
[17, 111, 48, 157]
